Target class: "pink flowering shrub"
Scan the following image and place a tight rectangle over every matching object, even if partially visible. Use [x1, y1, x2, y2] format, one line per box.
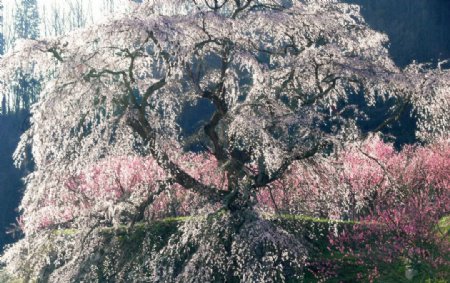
[256, 136, 449, 280]
[21, 153, 226, 233]
[258, 136, 449, 218]
[328, 139, 450, 281]
[18, 135, 449, 281]
[257, 136, 395, 220]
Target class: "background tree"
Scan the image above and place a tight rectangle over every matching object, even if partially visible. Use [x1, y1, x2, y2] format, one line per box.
[13, 0, 39, 41]
[1, 0, 40, 113]
[0, 0, 449, 281]
[0, 1, 4, 55]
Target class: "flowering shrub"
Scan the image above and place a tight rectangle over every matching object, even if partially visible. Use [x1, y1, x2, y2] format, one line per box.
[257, 136, 397, 220]
[256, 136, 450, 281]
[20, 153, 226, 234]
[13, 133, 450, 281]
[327, 138, 450, 281]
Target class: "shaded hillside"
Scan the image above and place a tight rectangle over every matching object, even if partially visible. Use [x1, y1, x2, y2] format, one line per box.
[0, 111, 29, 249]
[348, 0, 450, 67]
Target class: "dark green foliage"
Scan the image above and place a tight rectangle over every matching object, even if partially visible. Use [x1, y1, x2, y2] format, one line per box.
[13, 0, 39, 41]
[0, 2, 4, 55]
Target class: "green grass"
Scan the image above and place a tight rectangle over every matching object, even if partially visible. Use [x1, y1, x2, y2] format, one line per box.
[52, 228, 78, 236]
[270, 213, 358, 225]
[438, 215, 450, 237]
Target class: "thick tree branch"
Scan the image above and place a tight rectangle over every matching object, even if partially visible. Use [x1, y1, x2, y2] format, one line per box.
[253, 141, 329, 189]
[47, 47, 64, 62]
[126, 109, 227, 203]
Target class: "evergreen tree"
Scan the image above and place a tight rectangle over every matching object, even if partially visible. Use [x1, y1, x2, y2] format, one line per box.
[9, 0, 40, 113]
[13, 0, 39, 41]
[0, 1, 4, 55]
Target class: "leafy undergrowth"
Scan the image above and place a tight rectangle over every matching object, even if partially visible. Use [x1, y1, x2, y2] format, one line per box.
[1, 214, 448, 282]
[438, 216, 450, 237]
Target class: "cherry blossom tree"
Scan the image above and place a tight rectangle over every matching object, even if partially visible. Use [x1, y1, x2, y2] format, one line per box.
[0, 0, 449, 281]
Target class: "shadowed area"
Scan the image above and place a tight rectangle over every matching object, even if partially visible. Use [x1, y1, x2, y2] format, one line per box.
[347, 0, 450, 67]
[0, 111, 29, 249]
